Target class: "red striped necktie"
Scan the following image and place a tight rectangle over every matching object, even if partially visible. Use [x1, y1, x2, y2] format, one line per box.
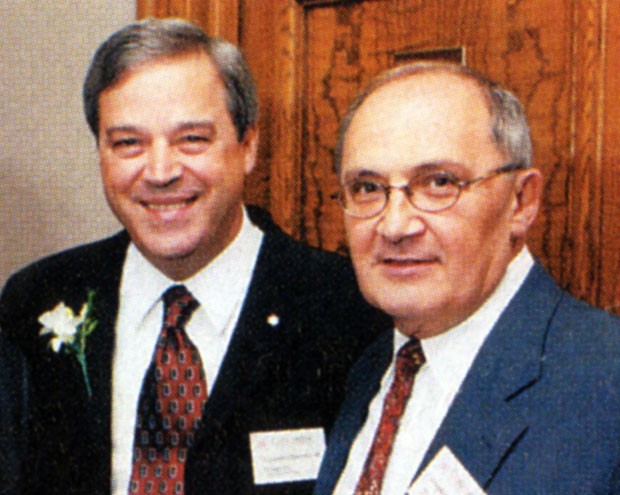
[354, 338, 426, 495]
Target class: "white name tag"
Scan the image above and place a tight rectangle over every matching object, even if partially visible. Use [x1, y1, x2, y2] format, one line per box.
[407, 446, 487, 495]
[250, 427, 326, 485]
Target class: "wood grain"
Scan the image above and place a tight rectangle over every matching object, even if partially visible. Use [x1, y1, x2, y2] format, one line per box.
[136, 0, 620, 314]
[600, 0, 620, 313]
[138, 0, 239, 41]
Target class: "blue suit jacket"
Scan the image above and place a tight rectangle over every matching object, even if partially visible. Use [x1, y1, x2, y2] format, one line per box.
[314, 262, 620, 495]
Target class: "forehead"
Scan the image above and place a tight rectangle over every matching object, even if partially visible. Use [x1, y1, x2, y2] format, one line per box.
[98, 51, 231, 131]
[342, 72, 503, 176]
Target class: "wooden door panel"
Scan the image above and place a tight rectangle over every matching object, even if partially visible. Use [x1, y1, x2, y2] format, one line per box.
[138, 0, 238, 41]
[600, 0, 620, 313]
[138, 0, 620, 314]
[301, 0, 574, 259]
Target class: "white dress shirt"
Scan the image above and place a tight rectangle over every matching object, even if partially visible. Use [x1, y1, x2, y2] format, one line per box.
[333, 248, 534, 495]
[111, 209, 263, 495]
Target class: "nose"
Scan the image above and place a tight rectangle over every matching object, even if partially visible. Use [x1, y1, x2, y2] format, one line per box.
[376, 187, 426, 242]
[143, 140, 182, 187]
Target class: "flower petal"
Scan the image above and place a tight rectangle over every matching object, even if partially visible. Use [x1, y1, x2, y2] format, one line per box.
[50, 337, 63, 352]
[78, 303, 88, 322]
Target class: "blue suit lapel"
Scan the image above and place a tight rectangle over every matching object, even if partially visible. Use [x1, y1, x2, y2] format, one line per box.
[313, 331, 393, 495]
[415, 263, 564, 490]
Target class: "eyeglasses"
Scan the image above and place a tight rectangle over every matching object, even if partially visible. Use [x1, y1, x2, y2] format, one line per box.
[334, 162, 526, 219]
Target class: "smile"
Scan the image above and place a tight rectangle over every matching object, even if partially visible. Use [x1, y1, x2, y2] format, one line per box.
[139, 196, 198, 211]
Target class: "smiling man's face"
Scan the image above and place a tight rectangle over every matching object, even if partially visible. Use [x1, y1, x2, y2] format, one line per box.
[97, 51, 257, 280]
[341, 72, 527, 338]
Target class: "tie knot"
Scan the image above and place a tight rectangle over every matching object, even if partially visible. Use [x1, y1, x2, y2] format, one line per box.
[162, 285, 199, 329]
[396, 338, 425, 374]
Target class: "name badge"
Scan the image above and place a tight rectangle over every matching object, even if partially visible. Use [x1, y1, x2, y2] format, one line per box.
[407, 446, 487, 495]
[250, 427, 326, 485]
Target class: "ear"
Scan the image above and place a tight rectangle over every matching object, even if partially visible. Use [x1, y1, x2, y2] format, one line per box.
[510, 168, 543, 241]
[241, 125, 259, 175]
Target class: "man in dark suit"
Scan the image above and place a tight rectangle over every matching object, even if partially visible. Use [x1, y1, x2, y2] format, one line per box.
[314, 62, 620, 495]
[0, 19, 389, 495]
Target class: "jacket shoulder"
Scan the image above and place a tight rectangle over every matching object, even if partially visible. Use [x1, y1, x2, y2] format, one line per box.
[3, 232, 128, 288]
[261, 226, 356, 285]
[547, 288, 620, 356]
[0, 232, 128, 335]
[248, 204, 354, 280]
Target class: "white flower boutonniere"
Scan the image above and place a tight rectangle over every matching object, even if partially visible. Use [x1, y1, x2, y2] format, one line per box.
[39, 290, 97, 397]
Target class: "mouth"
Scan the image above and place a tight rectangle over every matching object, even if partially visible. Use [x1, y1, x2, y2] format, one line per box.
[376, 255, 440, 276]
[382, 256, 438, 265]
[138, 195, 198, 211]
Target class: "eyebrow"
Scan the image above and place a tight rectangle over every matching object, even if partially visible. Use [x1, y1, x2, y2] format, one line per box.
[412, 162, 463, 174]
[103, 120, 217, 138]
[104, 125, 142, 138]
[343, 161, 465, 181]
[342, 168, 384, 181]
[176, 120, 216, 135]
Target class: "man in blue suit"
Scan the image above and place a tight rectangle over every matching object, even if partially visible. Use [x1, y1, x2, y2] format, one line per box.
[314, 61, 620, 495]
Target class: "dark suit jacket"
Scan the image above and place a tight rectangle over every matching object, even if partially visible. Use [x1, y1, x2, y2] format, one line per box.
[314, 262, 620, 495]
[0, 330, 28, 495]
[0, 207, 390, 495]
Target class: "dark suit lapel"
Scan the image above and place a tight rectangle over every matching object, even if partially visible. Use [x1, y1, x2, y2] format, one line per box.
[85, 237, 126, 423]
[415, 263, 564, 490]
[76, 233, 128, 488]
[196, 229, 295, 434]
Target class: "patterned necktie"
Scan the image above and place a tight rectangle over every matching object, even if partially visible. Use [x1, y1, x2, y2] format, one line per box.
[129, 285, 208, 495]
[354, 338, 426, 495]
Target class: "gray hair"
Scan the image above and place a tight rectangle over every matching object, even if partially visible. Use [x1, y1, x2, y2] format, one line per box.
[335, 61, 532, 175]
[83, 18, 258, 141]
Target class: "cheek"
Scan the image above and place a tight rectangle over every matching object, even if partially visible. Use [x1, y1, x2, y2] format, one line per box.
[99, 165, 119, 193]
[442, 194, 512, 252]
[440, 210, 513, 290]
[345, 221, 374, 257]
[189, 150, 238, 184]
[219, 163, 245, 184]
[102, 159, 147, 194]
[102, 172, 131, 196]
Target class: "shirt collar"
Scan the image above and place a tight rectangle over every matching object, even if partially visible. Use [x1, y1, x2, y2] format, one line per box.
[394, 247, 534, 389]
[183, 208, 263, 332]
[119, 244, 171, 335]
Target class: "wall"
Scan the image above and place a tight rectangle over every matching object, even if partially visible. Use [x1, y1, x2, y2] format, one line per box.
[0, 1, 135, 286]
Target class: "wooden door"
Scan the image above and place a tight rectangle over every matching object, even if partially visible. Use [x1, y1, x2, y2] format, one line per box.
[138, 0, 620, 315]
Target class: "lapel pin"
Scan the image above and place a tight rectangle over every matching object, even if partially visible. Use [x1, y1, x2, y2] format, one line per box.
[266, 313, 280, 327]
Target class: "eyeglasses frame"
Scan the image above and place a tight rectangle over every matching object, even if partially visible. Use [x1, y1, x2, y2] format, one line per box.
[334, 162, 527, 219]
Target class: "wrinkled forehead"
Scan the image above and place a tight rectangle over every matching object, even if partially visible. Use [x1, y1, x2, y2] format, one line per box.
[342, 73, 501, 176]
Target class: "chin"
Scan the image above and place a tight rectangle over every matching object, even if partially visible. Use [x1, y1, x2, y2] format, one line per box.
[139, 240, 199, 263]
[160, 250, 195, 262]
